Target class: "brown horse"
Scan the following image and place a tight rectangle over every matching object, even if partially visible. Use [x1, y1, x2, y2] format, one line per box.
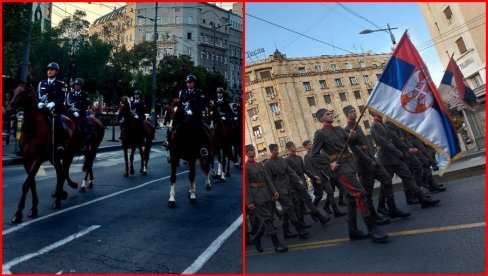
[117, 97, 155, 177]
[6, 83, 76, 223]
[165, 103, 212, 208]
[209, 104, 233, 182]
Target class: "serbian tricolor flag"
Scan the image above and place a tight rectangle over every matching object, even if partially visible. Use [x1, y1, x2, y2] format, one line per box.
[438, 56, 478, 111]
[366, 31, 462, 175]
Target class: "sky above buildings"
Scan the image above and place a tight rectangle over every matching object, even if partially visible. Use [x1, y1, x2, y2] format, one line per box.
[245, 2, 445, 86]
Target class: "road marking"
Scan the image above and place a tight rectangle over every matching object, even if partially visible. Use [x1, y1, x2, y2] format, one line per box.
[3, 171, 189, 236]
[2, 225, 100, 274]
[182, 214, 242, 274]
[246, 221, 486, 256]
[36, 166, 46, 176]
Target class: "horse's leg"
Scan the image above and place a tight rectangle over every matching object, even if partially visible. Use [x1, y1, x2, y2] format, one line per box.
[225, 150, 231, 177]
[168, 154, 178, 208]
[129, 146, 135, 175]
[138, 143, 146, 175]
[188, 159, 197, 204]
[123, 147, 129, 177]
[52, 156, 68, 209]
[80, 170, 89, 193]
[200, 157, 212, 191]
[64, 153, 78, 189]
[12, 159, 42, 223]
[88, 167, 94, 188]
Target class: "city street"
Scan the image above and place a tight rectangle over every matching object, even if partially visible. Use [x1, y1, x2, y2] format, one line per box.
[2, 148, 242, 273]
[246, 172, 485, 273]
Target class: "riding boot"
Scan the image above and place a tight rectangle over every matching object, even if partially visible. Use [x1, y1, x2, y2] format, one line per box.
[270, 234, 288, 253]
[293, 224, 310, 239]
[282, 222, 297, 239]
[416, 191, 440, 209]
[332, 203, 346, 217]
[386, 196, 411, 218]
[347, 203, 369, 241]
[377, 196, 390, 216]
[364, 216, 389, 243]
[251, 226, 265, 253]
[405, 189, 420, 205]
[311, 210, 331, 226]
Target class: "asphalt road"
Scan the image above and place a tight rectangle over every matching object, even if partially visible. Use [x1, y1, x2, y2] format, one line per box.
[246, 174, 486, 274]
[2, 148, 243, 274]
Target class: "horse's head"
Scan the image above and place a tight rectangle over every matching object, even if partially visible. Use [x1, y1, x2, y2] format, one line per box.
[6, 83, 36, 115]
[118, 96, 131, 117]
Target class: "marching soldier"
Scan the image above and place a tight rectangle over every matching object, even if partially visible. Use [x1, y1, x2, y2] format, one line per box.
[302, 140, 345, 217]
[37, 62, 68, 154]
[312, 108, 389, 243]
[343, 105, 410, 223]
[285, 141, 332, 225]
[264, 144, 310, 240]
[246, 144, 288, 253]
[369, 110, 440, 210]
[66, 78, 90, 149]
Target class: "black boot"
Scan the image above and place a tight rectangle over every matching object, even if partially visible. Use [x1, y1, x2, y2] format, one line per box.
[377, 196, 390, 216]
[294, 225, 310, 239]
[386, 197, 410, 218]
[364, 216, 389, 243]
[405, 189, 420, 205]
[299, 216, 312, 229]
[251, 227, 265, 252]
[428, 178, 446, 192]
[348, 219, 370, 241]
[371, 208, 390, 225]
[246, 232, 252, 245]
[323, 198, 332, 214]
[282, 223, 297, 239]
[312, 210, 331, 226]
[332, 203, 346, 217]
[417, 191, 440, 209]
[271, 234, 288, 253]
[338, 195, 346, 206]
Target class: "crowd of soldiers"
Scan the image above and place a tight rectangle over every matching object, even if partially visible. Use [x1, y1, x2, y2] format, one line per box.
[246, 104, 446, 253]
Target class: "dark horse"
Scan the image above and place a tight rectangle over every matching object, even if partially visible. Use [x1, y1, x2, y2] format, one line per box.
[165, 103, 212, 208]
[6, 83, 77, 223]
[118, 97, 155, 177]
[230, 103, 243, 168]
[209, 104, 233, 182]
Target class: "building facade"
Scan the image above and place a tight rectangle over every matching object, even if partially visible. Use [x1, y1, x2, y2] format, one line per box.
[245, 50, 390, 159]
[419, 2, 486, 149]
[88, 2, 242, 98]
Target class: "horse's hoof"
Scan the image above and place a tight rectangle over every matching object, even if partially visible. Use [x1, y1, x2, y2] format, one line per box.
[61, 191, 68, 200]
[79, 187, 86, 193]
[88, 183, 94, 189]
[28, 209, 38, 218]
[189, 197, 197, 204]
[168, 201, 176, 208]
[225, 172, 230, 177]
[12, 214, 23, 224]
[130, 169, 135, 175]
[52, 201, 61, 209]
[124, 173, 128, 177]
[205, 185, 212, 191]
[68, 181, 78, 189]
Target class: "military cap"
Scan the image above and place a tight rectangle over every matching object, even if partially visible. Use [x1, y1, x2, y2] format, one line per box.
[343, 105, 355, 115]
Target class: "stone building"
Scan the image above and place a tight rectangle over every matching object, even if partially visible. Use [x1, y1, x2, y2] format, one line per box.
[245, 50, 390, 159]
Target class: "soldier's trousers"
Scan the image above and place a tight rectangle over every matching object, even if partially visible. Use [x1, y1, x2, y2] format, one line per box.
[336, 172, 370, 217]
[359, 165, 394, 199]
[403, 155, 424, 187]
[248, 202, 276, 236]
[311, 177, 336, 206]
[384, 162, 421, 195]
[278, 193, 299, 225]
[295, 176, 321, 214]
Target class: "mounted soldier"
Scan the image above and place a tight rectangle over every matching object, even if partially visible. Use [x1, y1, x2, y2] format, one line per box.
[130, 89, 147, 133]
[66, 77, 90, 149]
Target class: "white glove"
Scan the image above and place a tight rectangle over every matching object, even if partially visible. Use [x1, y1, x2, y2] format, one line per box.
[186, 110, 193, 116]
[221, 116, 226, 121]
[73, 112, 79, 118]
[46, 102, 55, 110]
[37, 102, 45, 109]
[134, 114, 139, 119]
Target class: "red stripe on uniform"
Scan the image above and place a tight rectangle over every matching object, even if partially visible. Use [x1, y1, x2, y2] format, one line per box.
[338, 175, 369, 216]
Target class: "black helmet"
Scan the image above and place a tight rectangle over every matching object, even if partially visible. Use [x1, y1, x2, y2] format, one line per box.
[134, 90, 142, 95]
[185, 74, 196, 83]
[216, 87, 225, 94]
[47, 62, 60, 71]
[73, 78, 84, 86]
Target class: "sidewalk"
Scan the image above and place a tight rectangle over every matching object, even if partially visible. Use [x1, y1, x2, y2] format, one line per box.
[2, 125, 167, 166]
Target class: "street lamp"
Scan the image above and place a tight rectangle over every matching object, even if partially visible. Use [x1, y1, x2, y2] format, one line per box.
[136, 2, 158, 127]
[359, 23, 398, 46]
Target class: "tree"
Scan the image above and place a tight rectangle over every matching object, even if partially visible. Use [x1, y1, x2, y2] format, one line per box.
[2, 3, 30, 79]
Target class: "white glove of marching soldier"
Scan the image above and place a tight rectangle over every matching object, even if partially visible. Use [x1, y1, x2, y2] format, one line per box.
[37, 102, 45, 109]
[46, 102, 55, 110]
[73, 112, 79, 118]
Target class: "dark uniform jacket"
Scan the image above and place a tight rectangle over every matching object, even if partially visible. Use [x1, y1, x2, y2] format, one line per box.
[37, 78, 67, 112]
[285, 154, 314, 183]
[130, 99, 146, 120]
[370, 119, 404, 166]
[311, 125, 356, 174]
[246, 161, 277, 205]
[264, 157, 301, 196]
[66, 90, 89, 117]
[179, 88, 207, 119]
[407, 134, 436, 166]
[344, 122, 377, 173]
[384, 121, 413, 153]
[215, 97, 234, 119]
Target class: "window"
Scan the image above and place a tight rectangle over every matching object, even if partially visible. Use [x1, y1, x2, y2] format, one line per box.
[319, 80, 328, 89]
[303, 82, 312, 91]
[175, 16, 181, 24]
[315, 65, 322, 73]
[245, 75, 251, 83]
[363, 120, 370, 129]
[339, 92, 347, 102]
[245, 91, 254, 102]
[349, 76, 358, 85]
[470, 72, 483, 87]
[354, 90, 361, 99]
[307, 97, 316, 107]
[257, 143, 266, 154]
[330, 64, 337, 71]
[335, 78, 343, 87]
[252, 126, 262, 138]
[187, 16, 194, 24]
[187, 32, 192, 40]
[279, 137, 289, 148]
[259, 71, 271, 79]
[265, 86, 276, 97]
[248, 108, 258, 118]
[367, 89, 373, 95]
[359, 61, 365, 69]
[444, 6, 454, 25]
[455, 37, 467, 54]
[345, 63, 352, 70]
[358, 105, 365, 113]
[270, 103, 280, 114]
[324, 94, 332, 104]
[312, 113, 318, 123]
[298, 67, 306, 74]
[157, 17, 163, 25]
[363, 75, 371, 84]
[274, 120, 284, 130]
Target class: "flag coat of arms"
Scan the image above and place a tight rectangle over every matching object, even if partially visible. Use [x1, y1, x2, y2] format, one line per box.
[438, 56, 478, 111]
[367, 32, 462, 174]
